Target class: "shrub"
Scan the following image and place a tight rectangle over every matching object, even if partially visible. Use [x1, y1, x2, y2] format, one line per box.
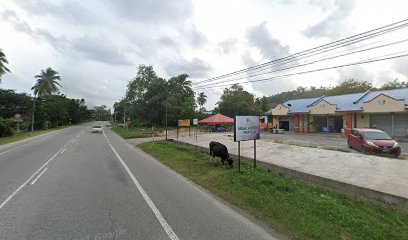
[0, 117, 14, 137]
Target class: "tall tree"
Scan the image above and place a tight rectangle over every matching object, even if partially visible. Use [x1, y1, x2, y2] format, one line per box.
[197, 92, 207, 110]
[216, 84, 261, 117]
[0, 48, 10, 83]
[31, 68, 62, 97]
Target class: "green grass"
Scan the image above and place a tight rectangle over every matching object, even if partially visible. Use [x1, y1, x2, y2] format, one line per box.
[110, 124, 162, 139]
[0, 126, 67, 146]
[139, 141, 408, 240]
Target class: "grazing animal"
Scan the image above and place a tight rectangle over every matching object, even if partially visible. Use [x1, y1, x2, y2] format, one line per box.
[209, 141, 222, 155]
[210, 142, 233, 166]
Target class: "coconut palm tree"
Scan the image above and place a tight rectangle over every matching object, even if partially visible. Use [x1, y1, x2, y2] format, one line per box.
[197, 92, 207, 109]
[30, 68, 62, 131]
[168, 74, 192, 94]
[31, 68, 62, 97]
[0, 48, 10, 83]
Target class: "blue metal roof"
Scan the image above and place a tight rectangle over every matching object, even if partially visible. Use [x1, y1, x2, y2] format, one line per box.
[266, 88, 408, 114]
[283, 97, 319, 113]
[322, 92, 366, 112]
[362, 88, 408, 107]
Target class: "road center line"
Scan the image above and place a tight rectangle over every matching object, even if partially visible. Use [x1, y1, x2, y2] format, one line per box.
[30, 167, 48, 185]
[60, 148, 67, 154]
[0, 138, 73, 210]
[102, 131, 180, 240]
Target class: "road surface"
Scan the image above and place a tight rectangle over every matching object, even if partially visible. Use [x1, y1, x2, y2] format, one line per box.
[0, 123, 279, 240]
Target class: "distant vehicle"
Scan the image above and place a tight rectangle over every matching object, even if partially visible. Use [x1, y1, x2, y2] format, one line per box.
[347, 128, 401, 157]
[91, 126, 103, 133]
[216, 126, 226, 132]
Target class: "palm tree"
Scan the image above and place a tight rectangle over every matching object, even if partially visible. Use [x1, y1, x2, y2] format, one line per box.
[169, 74, 192, 94]
[197, 92, 207, 109]
[30, 68, 62, 131]
[0, 48, 10, 83]
[31, 68, 62, 97]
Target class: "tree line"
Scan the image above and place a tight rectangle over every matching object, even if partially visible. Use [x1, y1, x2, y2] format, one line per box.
[113, 65, 269, 128]
[0, 49, 93, 137]
[114, 65, 202, 127]
[115, 64, 408, 129]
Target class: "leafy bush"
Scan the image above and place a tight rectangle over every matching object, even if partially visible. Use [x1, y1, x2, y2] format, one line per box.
[0, 117, 14, 137]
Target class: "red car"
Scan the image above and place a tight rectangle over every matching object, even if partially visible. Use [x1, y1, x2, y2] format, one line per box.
[347, 128, 401, 157]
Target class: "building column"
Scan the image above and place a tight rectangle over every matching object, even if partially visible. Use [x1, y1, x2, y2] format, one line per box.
[306, 115, 310, 133]
[301, 115, 305, 133]
[345, 112, 353, 137]
[391, 113, 395, 137]
[295, 114, 299, 133]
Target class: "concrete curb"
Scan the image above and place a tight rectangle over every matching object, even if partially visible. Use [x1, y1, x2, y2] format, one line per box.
[171, 139, 408, 210]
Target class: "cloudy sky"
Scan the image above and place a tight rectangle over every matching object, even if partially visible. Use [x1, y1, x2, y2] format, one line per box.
[1, 0, 408, 110]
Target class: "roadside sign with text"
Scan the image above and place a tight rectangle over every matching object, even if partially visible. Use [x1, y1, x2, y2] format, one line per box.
[14, 113, 23, 122]
[193, 119, 198, 125]
[178, 119, 191, 127]
[234, 116, 260, 142]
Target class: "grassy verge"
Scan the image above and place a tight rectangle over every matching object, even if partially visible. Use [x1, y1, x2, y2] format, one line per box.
[110, 124, 162, 139]
[139, 141, 408, 240]
[0, 126, 67, 146]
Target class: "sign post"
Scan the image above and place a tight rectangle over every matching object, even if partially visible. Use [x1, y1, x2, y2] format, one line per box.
[193, 119, 198, 141]
[234, 116, 260, 171]
[178, 119, 191, 139]
[15, 113, 22, 133]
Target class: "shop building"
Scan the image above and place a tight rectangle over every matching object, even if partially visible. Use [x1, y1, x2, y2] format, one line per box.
[265, 88, 408, 137]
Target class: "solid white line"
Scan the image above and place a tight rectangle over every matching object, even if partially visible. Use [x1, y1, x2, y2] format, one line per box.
[0, 132, 60, 156]
[102, 131, 180, 240]
[30, 167, 48, 185]
[0, 142, 32, 156]
[60, 148, 67, 154]
[0, 139, 72, 210]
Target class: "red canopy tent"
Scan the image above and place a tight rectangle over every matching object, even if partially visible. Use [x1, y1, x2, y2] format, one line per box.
[198, 113, 234, 126]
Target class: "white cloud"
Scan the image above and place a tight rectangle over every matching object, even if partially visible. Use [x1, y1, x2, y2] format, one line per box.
[1, 0, 408, 111]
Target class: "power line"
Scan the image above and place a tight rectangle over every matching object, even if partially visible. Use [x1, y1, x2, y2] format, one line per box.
[194, 52, 408, 90]
[193, 18, 408, 86]
[193, 38, 408, 88]
[194, 20, 408, 85]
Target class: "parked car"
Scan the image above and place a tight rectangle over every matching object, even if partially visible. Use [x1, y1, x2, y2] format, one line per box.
[91, 125, 103, 133]
[347, 128, 401, 157]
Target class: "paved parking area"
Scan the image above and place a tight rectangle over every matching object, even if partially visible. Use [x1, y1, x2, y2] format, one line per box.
[175, 133, 408, 201]
[260, 131, 408, 159]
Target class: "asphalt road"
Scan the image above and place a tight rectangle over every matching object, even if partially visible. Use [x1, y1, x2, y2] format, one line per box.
[0, 123, 279, 240]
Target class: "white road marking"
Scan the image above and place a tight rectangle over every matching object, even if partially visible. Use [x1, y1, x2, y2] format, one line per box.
[60, 148, 67, 154]
[30, 167, 48, 185]
[102, 131, 180, 240]
[0, 142, 32, 156]
[0, 138, 73, 210]
[0, 132, 60, 156]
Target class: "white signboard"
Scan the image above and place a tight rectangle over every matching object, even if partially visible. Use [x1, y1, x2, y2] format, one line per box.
[193, 119, 198, 125]
[234, 116, 260, 142]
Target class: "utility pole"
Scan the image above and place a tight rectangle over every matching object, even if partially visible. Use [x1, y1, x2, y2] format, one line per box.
[31, 99, 36, 132]
[165, 103, 168, 140]
[123, 107, 126, 128]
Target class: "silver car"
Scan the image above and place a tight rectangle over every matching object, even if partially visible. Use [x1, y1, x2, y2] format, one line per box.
[91, 125, 103, 133]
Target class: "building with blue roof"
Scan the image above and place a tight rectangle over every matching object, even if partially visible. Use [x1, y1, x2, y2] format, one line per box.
[265, 88, 408, 137]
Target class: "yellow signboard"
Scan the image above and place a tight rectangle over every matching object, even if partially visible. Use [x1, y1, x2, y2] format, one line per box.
[178, 119, 191, 127]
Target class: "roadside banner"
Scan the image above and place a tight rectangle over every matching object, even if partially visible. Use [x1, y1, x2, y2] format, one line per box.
[178, 119, 191, 127]
[234, 116, 260, 142]
[193, 119, 198, 125]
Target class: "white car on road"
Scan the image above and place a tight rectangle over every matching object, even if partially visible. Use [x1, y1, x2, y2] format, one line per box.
[91, 125, 103, 133]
